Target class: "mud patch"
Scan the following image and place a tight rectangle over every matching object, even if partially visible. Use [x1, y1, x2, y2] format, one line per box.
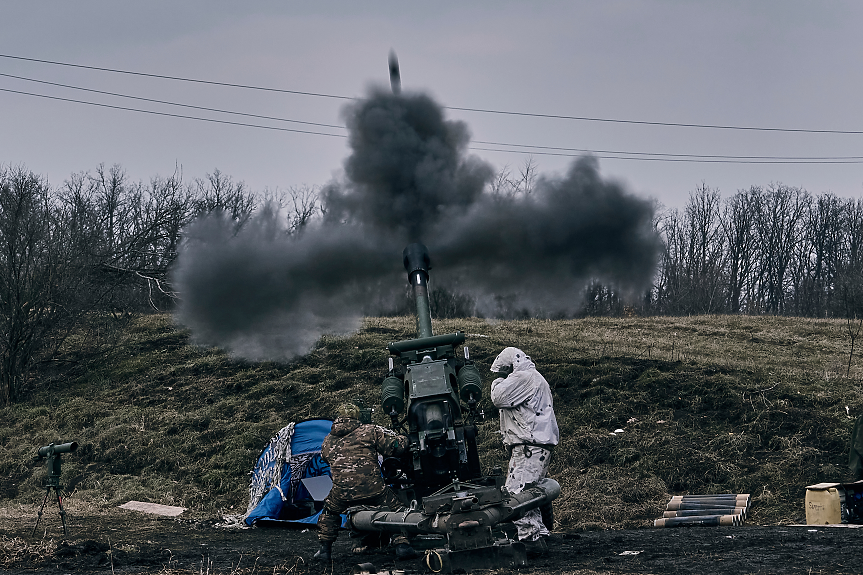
[2, 508, 863, 574]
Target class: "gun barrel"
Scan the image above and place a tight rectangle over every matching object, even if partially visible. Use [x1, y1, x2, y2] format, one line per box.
[387, 332, 465, 355]
[403, 243, 433, 338]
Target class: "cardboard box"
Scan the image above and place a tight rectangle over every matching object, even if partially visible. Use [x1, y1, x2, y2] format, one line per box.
[805, 480, 863, 525]
[805, 483, 844, 524]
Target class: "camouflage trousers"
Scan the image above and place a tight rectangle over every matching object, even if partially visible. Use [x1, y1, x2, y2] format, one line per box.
[506, 445, 553, 541]
[317, 486, 408, 546]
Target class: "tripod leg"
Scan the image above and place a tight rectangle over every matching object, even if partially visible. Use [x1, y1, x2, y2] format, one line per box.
[56, 489, 69, 536]
[32, 489, 50, 537]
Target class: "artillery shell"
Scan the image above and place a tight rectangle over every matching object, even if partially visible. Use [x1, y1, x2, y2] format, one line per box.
[663, 508, 746, 519]
[654, 515, 739, 528]
[666, 500, 749, 511]
[388, 51, 401, 95]
[669, 495, 750, 505]
[669, 495, 749, 503]
[669, 493, 750, 500]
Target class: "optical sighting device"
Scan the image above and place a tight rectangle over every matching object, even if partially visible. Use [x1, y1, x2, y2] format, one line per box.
[32, 441, 78, 536]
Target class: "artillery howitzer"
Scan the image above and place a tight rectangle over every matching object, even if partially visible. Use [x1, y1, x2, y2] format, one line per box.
[348, 244, 560, 572]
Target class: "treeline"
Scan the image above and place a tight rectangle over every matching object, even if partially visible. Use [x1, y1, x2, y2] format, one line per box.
[584, 183, 863, 318]
[5, 162, 863, 404]
[0, 164, 316, 405]
[653, 183, 863, 318]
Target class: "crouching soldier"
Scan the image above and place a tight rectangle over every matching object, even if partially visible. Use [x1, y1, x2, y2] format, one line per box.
[314, 403, 418, 562]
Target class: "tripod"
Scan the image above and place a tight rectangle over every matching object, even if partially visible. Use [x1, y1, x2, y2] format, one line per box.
[31, 442, 77, 537]
[32, 483, 69, 536]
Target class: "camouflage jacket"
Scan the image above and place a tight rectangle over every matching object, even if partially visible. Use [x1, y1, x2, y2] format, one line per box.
[321, 417, 407, 500]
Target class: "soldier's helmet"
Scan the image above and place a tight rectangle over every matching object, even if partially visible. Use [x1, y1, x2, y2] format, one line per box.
[336, 403, 361, 420]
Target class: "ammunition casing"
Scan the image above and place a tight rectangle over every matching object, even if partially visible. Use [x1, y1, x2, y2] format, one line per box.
[663, 508, 746, 519]
[669, 493, 750, 500]
[668, 494, 749, 505]
[666, 499, 749, 511]
[654, 514, 739, 528]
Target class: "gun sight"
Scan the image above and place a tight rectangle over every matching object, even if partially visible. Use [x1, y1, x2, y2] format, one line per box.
[37, 442, 78, 458]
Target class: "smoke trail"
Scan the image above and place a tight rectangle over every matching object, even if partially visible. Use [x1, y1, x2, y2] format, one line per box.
[173, 86, 660, 360]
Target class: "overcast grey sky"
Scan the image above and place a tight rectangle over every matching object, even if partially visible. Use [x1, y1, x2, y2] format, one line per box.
[2, 1, 862, 208]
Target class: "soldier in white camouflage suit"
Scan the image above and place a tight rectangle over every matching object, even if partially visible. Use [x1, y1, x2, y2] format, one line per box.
[314, 403, 418, 562]
[490, 347, 560, 558]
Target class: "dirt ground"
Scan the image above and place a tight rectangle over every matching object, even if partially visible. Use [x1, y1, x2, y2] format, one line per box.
[2, 506, 862, 575]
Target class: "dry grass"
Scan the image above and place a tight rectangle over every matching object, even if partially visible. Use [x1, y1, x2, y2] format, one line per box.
[0, 535, 56, 568]
[2, 313, 862, 533]
[149, 557, 312, 575]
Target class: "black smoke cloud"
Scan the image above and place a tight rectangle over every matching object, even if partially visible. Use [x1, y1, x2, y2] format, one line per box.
[430, 155, 660, 314]
[323, 89, 493, 241]
[173, 87, 661, 360]
[173, 206, 397, 360]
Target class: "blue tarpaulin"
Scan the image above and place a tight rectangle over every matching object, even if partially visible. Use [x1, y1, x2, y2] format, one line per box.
[244, 418, 338, 527]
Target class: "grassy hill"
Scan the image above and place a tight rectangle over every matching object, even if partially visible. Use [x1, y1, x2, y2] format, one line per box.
[1, 313, 861, 530]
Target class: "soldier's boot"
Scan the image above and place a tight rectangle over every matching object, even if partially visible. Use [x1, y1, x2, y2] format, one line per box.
[313, 541, 333, 561]
[522, 537, 548, 559]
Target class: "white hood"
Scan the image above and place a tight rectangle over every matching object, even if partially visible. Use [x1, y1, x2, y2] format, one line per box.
[489, 347, 559, 448]
[490, 346, 534, 373]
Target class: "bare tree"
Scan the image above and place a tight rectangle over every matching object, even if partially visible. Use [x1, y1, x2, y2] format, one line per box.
[683, 184, 726, 313]
[654, 206, 685, 314]
[580, 280, 625, 317]
[286, 185, 322, 234]
[516, 157, 538, 195]
[193, 169, 256, 229]
[429, 285, 475, 319]
[721, 188, 758, 313]
[834, 198, 863, 319]
[752, 184, 809, 314]
[489, 164, 514, 196]
[489, 157, 538, 197]
[93, 163, 128, 253]
[58, 166, 196, 312]
[0, 167, 92, 404]
[847, 199, 863, 271]
[793, 194, 846, 316]
[1, 163, 265, 403]
[647, 182, 863, 320]
[124, 172, 196, 309]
